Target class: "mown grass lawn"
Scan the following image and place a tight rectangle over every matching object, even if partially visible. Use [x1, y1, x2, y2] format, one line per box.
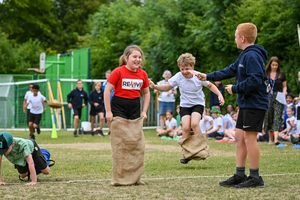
[1, 130, 300, 200]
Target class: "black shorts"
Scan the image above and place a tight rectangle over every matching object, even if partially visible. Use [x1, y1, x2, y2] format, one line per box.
[180, 105, 204, 118]
[90, 105, 105, 116]
[29, 113, 42, 125]
[73, 108, 82, 119]
[111, 96, 140, 120]
[236, 108, 266, 132]
[15, 140, 48, 175]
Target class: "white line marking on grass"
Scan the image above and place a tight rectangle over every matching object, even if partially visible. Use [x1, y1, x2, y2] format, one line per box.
[6, 172, 300, 185]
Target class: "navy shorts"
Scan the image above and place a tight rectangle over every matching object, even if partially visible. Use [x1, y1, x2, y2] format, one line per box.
[236, 108, 266, 132]
[73, 108, 82, 119]
[90, 104, 105, 116]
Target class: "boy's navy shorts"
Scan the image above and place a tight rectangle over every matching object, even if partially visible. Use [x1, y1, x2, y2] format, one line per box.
[236, 108, 266, 132]
[15, 140, 48, 175]
[73, 108, 82, 119]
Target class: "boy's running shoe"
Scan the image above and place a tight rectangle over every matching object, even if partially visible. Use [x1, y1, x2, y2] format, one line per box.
[219, 174, 247, 187]
[36, 127, 41, 134]
[235, 176, 264, 188]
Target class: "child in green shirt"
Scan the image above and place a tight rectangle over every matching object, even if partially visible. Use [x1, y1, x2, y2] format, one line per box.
[0, 132, 50, 186]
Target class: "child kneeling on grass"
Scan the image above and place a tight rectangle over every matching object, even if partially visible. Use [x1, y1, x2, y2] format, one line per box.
[0, 132, 50, 186]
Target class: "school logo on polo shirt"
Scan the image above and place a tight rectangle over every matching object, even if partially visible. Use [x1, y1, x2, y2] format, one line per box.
[122, 79, 143, 90]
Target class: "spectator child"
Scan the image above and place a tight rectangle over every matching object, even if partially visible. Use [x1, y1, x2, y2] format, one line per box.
[89, 82, 105, 136]
[200, 108, 214, 134]
[156, 111, 178, 137]
[206, 106, 224, 139]
[67, 80, 88, 137]
[279, 107, 299, 144]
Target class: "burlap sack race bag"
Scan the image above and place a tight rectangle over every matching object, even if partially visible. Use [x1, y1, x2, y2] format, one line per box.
[178, 133, 209, 160]
[110, 116, 145, 186]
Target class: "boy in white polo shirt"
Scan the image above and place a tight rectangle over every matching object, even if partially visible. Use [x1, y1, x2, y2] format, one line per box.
[150, 53, 224, 164]
[25, 84, 46, 139]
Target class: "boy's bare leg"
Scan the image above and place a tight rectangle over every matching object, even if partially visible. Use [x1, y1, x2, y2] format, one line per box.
[244, 131, 260, 169]
[90, 115, 95, 131]
[74, 116, 79, 129]
[99, 112, 105, 130]
[235, 129, 247, 167]
[190, 112, 201, 134]
[181, 115, 191, 139]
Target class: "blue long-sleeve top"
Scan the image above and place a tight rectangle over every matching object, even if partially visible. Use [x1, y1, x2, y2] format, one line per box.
[206, 44, 269, 111]
[67, 88, 88, 109]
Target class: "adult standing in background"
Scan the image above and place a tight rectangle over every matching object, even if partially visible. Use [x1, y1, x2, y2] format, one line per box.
[154, 70, 177, 129]
[263, 56, 287, 145]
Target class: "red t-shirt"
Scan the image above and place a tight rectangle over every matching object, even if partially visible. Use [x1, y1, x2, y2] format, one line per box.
[108, 65, 150, 99]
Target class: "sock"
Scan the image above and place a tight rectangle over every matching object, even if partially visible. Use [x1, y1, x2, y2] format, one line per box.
[236, 167, 245, 177]
[250, 168, 259, 178]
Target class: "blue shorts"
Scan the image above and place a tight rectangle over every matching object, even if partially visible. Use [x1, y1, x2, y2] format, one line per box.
[159, 101, 175, 115]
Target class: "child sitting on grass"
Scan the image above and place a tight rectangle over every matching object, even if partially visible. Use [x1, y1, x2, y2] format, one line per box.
[0, 132, 50, 186]
[279, 107, 299, 144]
[156, 111, 178, 137]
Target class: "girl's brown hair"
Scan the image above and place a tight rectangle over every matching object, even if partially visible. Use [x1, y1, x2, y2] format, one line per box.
[119, 45, 145, 67]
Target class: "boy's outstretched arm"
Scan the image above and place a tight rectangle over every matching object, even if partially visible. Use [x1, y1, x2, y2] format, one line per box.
[0, 156, 5, 186]
[149, 80, 172, 91]
[206, 82, 225, 106]
[25, 154, 37, 186]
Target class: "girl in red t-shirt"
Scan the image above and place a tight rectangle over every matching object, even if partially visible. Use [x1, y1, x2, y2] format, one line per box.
[104, 45, 150, 121]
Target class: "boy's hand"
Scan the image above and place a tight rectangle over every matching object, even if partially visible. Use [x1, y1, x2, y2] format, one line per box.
[194, 72, 207, 81]
[225, 84, 233, 94]
[0, 181, 6, 186]
[218, 95, 225, 106]
[25, 181, 37, 186]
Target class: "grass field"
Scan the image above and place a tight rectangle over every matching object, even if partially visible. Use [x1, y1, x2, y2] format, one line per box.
[1, 130, 300, 200]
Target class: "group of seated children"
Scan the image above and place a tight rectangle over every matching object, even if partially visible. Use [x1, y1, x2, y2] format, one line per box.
[200, 105, 237, 143]
[156, 104, 238, 142]
[156, 101, 300, 147]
